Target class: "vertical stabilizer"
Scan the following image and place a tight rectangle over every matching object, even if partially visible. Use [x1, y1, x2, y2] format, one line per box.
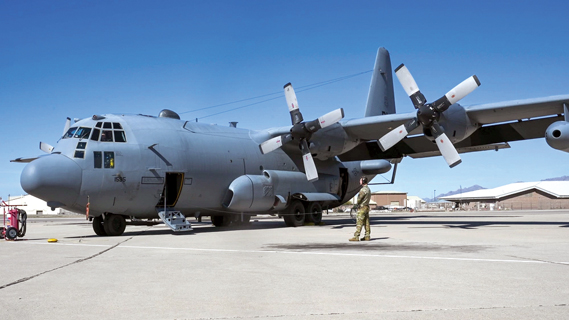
[365, 47, 396, 117]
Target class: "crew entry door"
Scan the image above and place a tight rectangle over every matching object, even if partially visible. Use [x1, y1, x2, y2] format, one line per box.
[157, 172, 184, 208]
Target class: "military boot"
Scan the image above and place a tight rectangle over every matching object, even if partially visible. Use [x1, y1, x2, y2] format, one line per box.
[360, 236, 370, 241]
[349, 236, 359, 241]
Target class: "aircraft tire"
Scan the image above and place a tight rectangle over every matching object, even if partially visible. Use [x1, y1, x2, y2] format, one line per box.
[283, 200, 305, 227]
[305, 202, 323, 224]
[211, 215, 231, 227]
[92, 216, 107, 236]
[103, 214, 126, 236]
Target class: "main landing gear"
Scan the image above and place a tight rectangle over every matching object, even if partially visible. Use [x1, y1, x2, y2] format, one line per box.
[283, 200, 323, 227]
[92, 213, 126, 236]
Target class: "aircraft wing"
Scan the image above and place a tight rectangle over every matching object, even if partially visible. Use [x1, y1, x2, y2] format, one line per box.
[339, 95, 569, 161]
[465, 94, 569, 125]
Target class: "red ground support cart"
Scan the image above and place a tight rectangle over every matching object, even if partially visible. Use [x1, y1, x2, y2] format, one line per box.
[1, 201, 27, 240]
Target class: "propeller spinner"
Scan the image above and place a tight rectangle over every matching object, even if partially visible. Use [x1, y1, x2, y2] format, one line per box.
[378, 64, 480, 168]
[259, 83, 344, 181]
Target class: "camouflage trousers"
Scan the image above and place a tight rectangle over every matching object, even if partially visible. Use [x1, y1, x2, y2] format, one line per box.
[353, 205, 370, 238]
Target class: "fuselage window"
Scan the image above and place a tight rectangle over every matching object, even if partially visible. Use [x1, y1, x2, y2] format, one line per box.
[103, 122, 112, 129]
[76, 142, 87, 149]
[94, 151, 102, 168]
[101, 130, 113, 142]
[63, 127, 77, 139]
[114, 131, 127, 142]
[74, 127, 92, 139]
[91, 128, 100, 141]
[113, 122, 123, 129]
[74, 150, 85, 159]
[104, 152, 115, 168]
[95, 122, 102, 128]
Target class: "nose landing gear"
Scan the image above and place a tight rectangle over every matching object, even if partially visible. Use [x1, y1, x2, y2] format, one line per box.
[92, 213, 126, 236]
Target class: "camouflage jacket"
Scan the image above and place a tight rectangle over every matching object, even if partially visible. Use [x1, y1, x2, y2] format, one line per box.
[357, 185, 371, 207]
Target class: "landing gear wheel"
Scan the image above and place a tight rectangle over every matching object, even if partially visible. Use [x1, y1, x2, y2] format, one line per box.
[305, 202, 323, 224]
[211, 215, 231, 227]
[93, 216, 107, 236]
[6, 227, 18, 240]
[283, 200, 305, 227]
[103, 214, 126, 236]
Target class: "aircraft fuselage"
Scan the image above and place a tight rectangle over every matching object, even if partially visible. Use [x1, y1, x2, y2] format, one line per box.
[21, 113, 370, 220]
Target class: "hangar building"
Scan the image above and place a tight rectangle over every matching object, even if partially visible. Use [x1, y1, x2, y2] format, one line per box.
[440, 181, 569, 210]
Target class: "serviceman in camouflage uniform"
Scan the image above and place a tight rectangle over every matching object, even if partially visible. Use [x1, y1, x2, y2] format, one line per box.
[349, 176, 371, 241]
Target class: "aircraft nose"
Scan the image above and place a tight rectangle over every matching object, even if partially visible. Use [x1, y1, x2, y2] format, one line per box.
[21, 154, 83, 208]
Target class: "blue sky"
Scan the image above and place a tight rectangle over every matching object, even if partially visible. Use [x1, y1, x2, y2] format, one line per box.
[1, 0, 568, 201]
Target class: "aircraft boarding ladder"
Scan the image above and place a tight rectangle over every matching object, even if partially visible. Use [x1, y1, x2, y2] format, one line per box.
[157, 209, 193, 232]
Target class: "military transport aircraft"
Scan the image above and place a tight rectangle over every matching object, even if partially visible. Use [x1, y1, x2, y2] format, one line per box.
[12, 47, 569, 236]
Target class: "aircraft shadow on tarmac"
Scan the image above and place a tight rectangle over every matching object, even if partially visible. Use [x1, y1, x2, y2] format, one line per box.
[57, 213, 569, 239]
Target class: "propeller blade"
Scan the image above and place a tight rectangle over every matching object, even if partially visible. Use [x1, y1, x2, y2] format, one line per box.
[395, 64, 426, 108]
[378, 118, 420, 152]
[304, 108, 345, 132]
[435, 133, 462, 168]
[259, 134, 292, 154]
[430, 122, 461, 168]
[62, 117, 71, 137]
[40, 141, 54, 154]
[300, 140, 318, 182]
[433, 75, 481, 112]
[317, 108, 344, 129]
[284, 83, 304, 125]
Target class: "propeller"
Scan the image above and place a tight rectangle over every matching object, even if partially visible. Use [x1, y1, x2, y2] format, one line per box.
[62, 117, 71, 137]
[378, 64, 480, 168]
[40, 141, 54, 153]
[259, 83, 344, 181]
[40, 117, 72, 154]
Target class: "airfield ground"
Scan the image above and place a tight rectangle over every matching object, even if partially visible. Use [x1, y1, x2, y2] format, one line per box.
[1, 210, 568, 319]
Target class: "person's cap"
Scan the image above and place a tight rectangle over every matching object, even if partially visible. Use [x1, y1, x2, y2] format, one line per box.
[361, 176, 368, 184]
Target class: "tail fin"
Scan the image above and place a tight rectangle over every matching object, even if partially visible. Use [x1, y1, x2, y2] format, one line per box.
[365, 47, 396, 117]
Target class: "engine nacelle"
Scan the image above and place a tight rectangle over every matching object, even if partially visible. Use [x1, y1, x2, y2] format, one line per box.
[434, 103, 478, 143]
[545, 121, 569, 152]
[223, 170, 315, 212]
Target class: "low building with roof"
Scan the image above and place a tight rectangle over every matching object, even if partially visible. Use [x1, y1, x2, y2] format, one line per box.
[440, 181, 569, 210]
[2, 194, 76, 215]
[370, 191, 407, 209]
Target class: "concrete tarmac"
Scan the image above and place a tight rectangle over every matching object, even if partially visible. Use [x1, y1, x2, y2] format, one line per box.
[1, 210, 569, 319]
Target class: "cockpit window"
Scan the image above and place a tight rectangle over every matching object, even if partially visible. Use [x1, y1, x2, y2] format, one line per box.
[114, 131, 126, 142]
[74, 127, 92, 139]
[101, 130, 113, 142]
[63, 127, 77, 139]
[90, 128, 100, 141]
[88, 122, 127, 142]
[104, 151, 115, 168]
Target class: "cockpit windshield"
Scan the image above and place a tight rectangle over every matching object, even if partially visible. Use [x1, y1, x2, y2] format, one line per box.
[63, 127, 77, 139]
[63, 122, 126, 142]
[63, 127, 92, 139]
[74, 127, 92, 139]
[91, 122, 127, 142]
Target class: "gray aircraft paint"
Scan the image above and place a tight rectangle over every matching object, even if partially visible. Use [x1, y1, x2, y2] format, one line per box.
[365, 47, 396, 117]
